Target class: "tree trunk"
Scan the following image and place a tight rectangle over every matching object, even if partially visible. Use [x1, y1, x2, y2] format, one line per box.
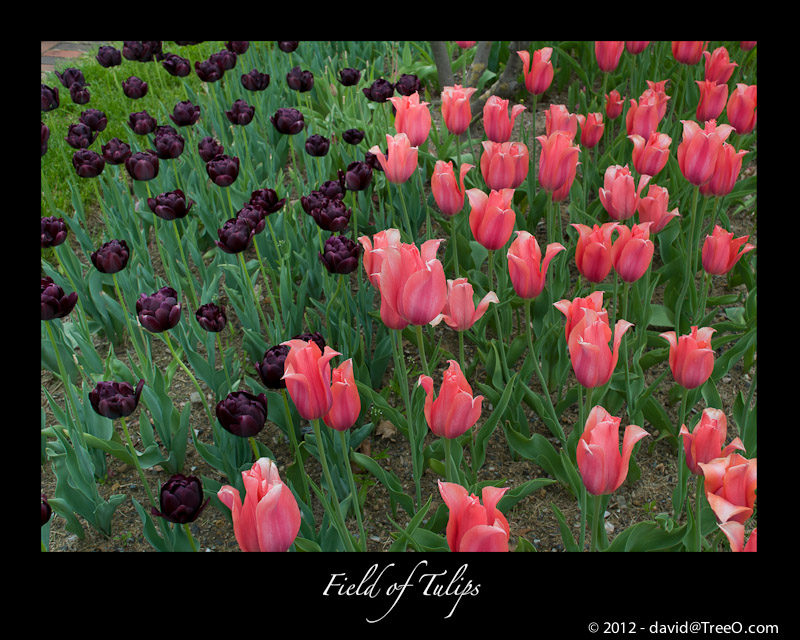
[470, 40, 531, 116]
[429, 41, 454, 88]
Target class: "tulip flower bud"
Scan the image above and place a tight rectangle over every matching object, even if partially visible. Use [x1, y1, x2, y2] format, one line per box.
[610, 223, 654, 283]
[72, 149, 105, 178]
[210, 49, 237, 72]
[418, 360, 484, 439]
[241, 68, 270, 91]
[672, 41, 707, 65]
[701, 224, 755, 275]
[197, 136, 224, 163]
[389, 92, 431, 147]
[545, 104, 578, 139]
[571, 222, 618, 283]
[65, 123, 97, 150]
[441, 85, 477, 135]
[554, 290, 607, 342]
[147, 188, 194, 221]
[91, 239, 130, 274]
[466, 187, 517, 251]
[394, 73, 421, 96]
[636, 184, 681, 233]
[628, 131, 672, 178]
[152, 474, 209, 524]
[323, 359, 361, 431]
[480, 140, 529, 190]
[343, 161, 373, 191]
[125, 150, 159, 181]
[101, 138, 131, 165]
[286, 66, 314, 92]
[605, 89, 624, 120]
[431, 160, 472, 216]
[362, 78, 394, 102]
[703, 46, 737, 84]
[136, 286, 182, 333]
[518, 47, 554, 96]
[304, 134, 330, 157]
[338, 67, 361, 86]
[305, 197, 351, 232]
[700, 144, 749, 198]
[696, 79, 728, 122]
[282, 339, 342, 421]
[216, 391, 269, 438]
[41, 216, 68, 248]
[726, 84, 757, 135]
[680, 407, 744, 476]
[127, 110, 157, 135]
[536, 130, 580, 197]
[122, 76, 148, 100]
[41, 276, 78, 321]
[270, 107, 305, 135]
[625, 41, 650, 55]
[438, 480, 510, 552]
[625, 94, 661, 140]
[507, 231, 565, 299]
[430, 278, 498, 332]
[677, 119, 734, 186]
[123, 40, 161, 62]
[369, 133, 418, 184]
[215, 217, 254, 254]
[41, 84, 59, 112]
[598, 164, 650, 222]
[236, 203, 266, 235]
[342, 128, 365, 145]
[483, 95, 526, 143]
[170, 100, 200, 127]
[257, 344, 291, 389]
[96, 45, 122, 68]
[249, 188, 285, 214]
[226, 99, 255, 126]
[161, 53, 191, 77]
[206, 154, 240, 187]
[79, 108, 107, 133]
[699, 453, 757, 525]
[319, 234, 362, 274]
[595, 41, 625, 72]
[358, 228, 402, 289]
[576, 112, 604, 149]
[567, 308, 633, 389]
[88, 379, 145, 420]
[56, 67, 86, 89]
[153, 127, 185, 160]
[659, 326, 716, 389]
[195, 302, 227, 333]
[195, 58, 224, 83]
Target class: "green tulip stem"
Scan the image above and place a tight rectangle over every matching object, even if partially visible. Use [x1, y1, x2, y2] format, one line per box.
[248, 436, 260, 461]
[119, 415, 158, 509]
[392, 328, 421, 509]
[415, 324, 430, 378]
[225, 186, 236, 220]
[395, 182, 414, 241]
[590, 493, 603, 552]
[253, 239, 282, 338]
[338, 429, 367, 552]
[695, 474, 705, 552]
[674, 385, 690, 519]
[444, 436, 458, 484]
[237, 251, 270, 333]
[183, 523, 199, 552]
[451, 213, 461, 279]
[525, 299, 564, 444]
[458, 330, 466, 374]
[282, 389, 310, 505]
[215, 332, 233, 394]
[163, 331, 215, 429]
[91, 179, 114, 236]
[171, 219, 200, 311]
[112, 272, 149, 369]
[488, 250, 509, 381]
[310, 418, 357, 552]
[675, 185, 699, 334]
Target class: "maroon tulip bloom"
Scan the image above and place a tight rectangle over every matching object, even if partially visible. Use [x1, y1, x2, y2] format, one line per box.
[91, 239, 130, 274]
[319, 235, 362, 274]
[89, 379, 145, 419]
[344, 160, 373, 191]
[41, 276, 78, 321]
[226, 41, 250, 54]
[101, 138, 132, 165]
[249, 188, 286, 214]
[127, 110, 158, 135]
[241, 69, 270, 91]
[122, 76, 149, 99]
[338, 67, 361, 86]
[137, 286, 182, 333]
[147, 188, 194, 221]
[161, 53, 191, 77]
[125, 150, 159, 181]
[152, 474, 209, 524]
[69, 83, 91, 105]
[41, 84, 59, 112]
[79, 108, 107, 133]
[237, 203, 267, 234]
[210, 49, 237, 71]
[174, 41, 203, 46]
[257, 344, 291, 389]
[206, 154, 240, 187]
[72, 149, 105, 178]
[96, 45, 122, 68]
[363, 78, 394, 102]
[42, 494, 52, 526]
[41, 216, 68, 248]
[394, 73, 421, 96]
[226, 99, 255, 126]
[307, 197, 351, 232]
[65, 123, 97, 150]
[305, 134, 330, 156]
[123, 41, 159, 62]
[278, 41, 299, 52]
[41, 121, 50, 156]
[170, 100, 201, 127]
[293, 331, 326, 351]
[342, 128, 365, 145]
[286, 66, 314, 92]
[55, 67, 86, 89]
[195, 58, 224, 82]
[215, 217, 254, 254]
[153, 127, 185, 159]
[271, 107, 304, 135]
[195, 302, 227, 332]
[197, 136, 224, 163]
[216, 391, 269, 438]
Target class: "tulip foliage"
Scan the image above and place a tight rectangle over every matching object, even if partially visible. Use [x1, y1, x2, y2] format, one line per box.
[41, 40, 756, 553]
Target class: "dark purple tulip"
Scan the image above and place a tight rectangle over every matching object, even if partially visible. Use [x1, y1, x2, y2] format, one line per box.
[41, 276, 78, 321]
[338, 67, 361, 86]
[55, 67, 86, 89]
[226, 41, 249, 54]
[257, 344, 290, 389]
[197, 136, 223, 163]
[64, 123, 97, 150]
[241, 69, 270, 92]
[127, 110, 158, 135]
[170, 100, 201, 127]
[307, 197, 351, 232]
[91, 239, 130, 274]
[344, 160, 373, 191]
[89, 379, 145, 420]
[147, 188, 194, 220]
[342, 128, 365, 145]
[125, 150, 159, 181]
[286, 66, 314, 92]
[216, 391, 268, 438]
[395, 73, 421, 97]
[174, 41, 203, 46]
[69, 83, 91, 105]
[123, 41, 158, 62]
[122, 76, 149, 99]
[319, 234, 362, 275]
[215, 217, 254, 254]
[206, 154, 240, 187]
[101, 138, 132, 165]
[195, 58, 224, 83]
[96, 45, 122, 68]
[318, 177, 346, 201]
[72, 149, 105, 178]
[363, 78, 394, 102]
[41, 122, 50, 156]
[300, 191, 328, 215]
[236, 203, 266, 234]
[41, 216, 68, 248]
[153, 128, 185, 160]
[42, 494, 52, 526]
[152, 474, 209, 524]
[195, 302, 227, 333]
[277, 41, 299, 53]
[270, 107, 304, 135]
[79, 108, 107, 133]
[136, 286, 182, 333]
[41, 84, 59, 112]
[365, 151, 383, 172]
[249, 188, 285, 214]
[210, 49, 238, 72]
[293, 331, 326, 352]
[225, 99, 255, 126]
[161, 52, 191, 77]
[304, 134, 329, 157]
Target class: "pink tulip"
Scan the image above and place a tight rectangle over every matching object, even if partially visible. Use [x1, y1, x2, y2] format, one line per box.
[544, 103, 578, 139]
[217, 458, 301, 552]
[740, 41, 757, 51]
[610, 222, 654, 283]
[571, 222, 619, 283]
[699, 453, 757, 525]
[598, 164, 651, 222]
[659, 326, 716, 390]
[642, 80, 671, 121]
[625, 41, 650, 55]
[466, 187, 517, 251]
[637, 183, 681, 233]
[507, 230, 565, 299]
[517, 47, 554, 96]
[431, 278, 498, 331]
[625, 93, 662, 140]
[699, 143, 749, 198]
[726, 84, 757, 135]
[369, 132, 418, 184]
[455, 41, 476, 49]
[677, 119, 734, 187]
[554, 290, 607, 342]
[438, 480, 510, 552]
[323, 358, 361, 432]
[358, 228, 402, 288]
[605, 89, 625, 120]
[595, 41, 625, 72]
[536, 130, 581, 197]
[374, 237, 447, 328]
[576, 112, 605, 149]
[680, 407, 745, 476]
[441, 85, 478, 135]
[718, 522, 757, 552]
[418, 360, 484, 439]
[567, 308, 633, 389]
[389, 92, 431, 147]
[701, 224, 755, 275]
[628, 131, 672, 178]
[431, 160, 473, 216]
[695, 79, 729, 123]
[703, 46, 738, 84]
[577, 405, 649, 495]
[479, 140, 528, 190]
[672, 41, 707, 65]
[483, 95, 526, 143]
[282, 338, 341, 420]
